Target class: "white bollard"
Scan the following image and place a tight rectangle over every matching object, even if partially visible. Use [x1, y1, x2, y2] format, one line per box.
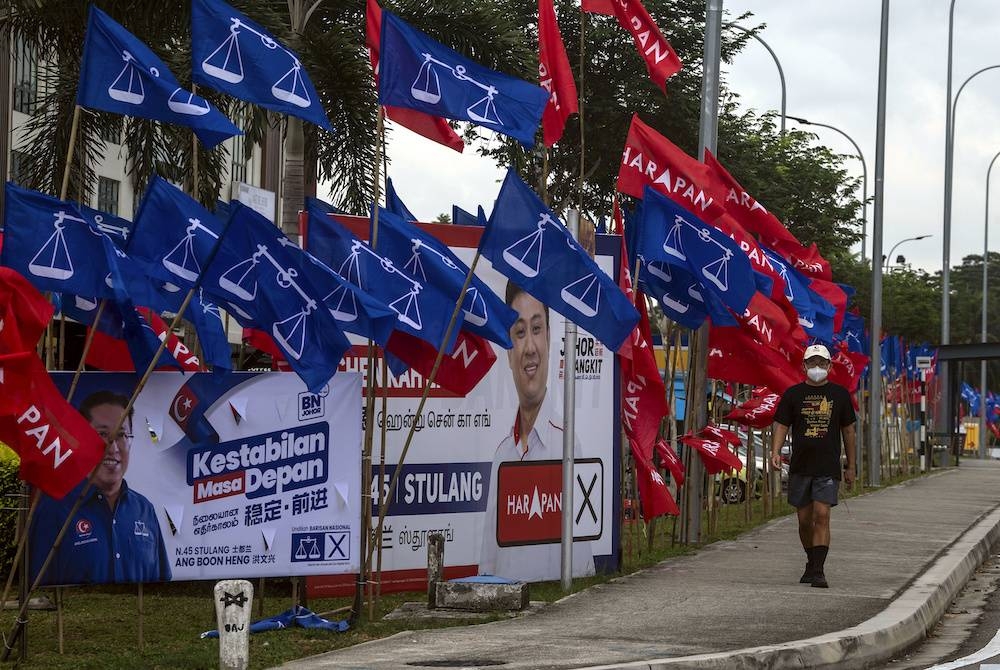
[214, 579, 254, 670]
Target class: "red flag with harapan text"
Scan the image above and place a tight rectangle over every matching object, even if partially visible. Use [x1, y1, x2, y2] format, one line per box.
[725, 387, 781, 429]
[808, 277, 848, 333]
[385, 329, 497, 397]
[0, 351, 105, 499]
[655, 438, 685, 487]
[829, 342, 869, 398]
[0, 267, 53, 354]
[679, 434, 743, 475]
[539, 0, 578, 147]
[612, 0, 681, 93]
[86, 309, 201, 372]
[708, 326, 803, 395]
[366, 0, 464, 153]
[617, 115, 727, 221]
[736, 291, 804, 353]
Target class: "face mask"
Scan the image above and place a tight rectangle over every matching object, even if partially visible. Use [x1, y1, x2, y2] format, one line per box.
[807, 366, 828, 383]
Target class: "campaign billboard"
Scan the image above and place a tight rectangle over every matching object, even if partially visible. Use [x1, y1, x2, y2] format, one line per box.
[309, 221, 622, 593]
[30, 371, 362, 585]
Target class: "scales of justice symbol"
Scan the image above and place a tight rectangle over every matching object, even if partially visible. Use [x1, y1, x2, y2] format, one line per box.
[402, 238, 488, 327]
[661, 214, 735, 295]
[411, 53, 503, 126]
[216, 242, 320, 361]
[641, 256, 696, 315]
[108, 50, 210, 116]
[294, 536, 321, 560]
[201, 17, 313, 108]
[327, 240, 426, 332]
[773, 261, 814, 329]
[502, 213, 603, 318]
[29, 209, 91, 281]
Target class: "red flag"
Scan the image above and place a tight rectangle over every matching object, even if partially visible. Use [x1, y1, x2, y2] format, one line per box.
[701, 423, 741, 448]
[679, 434, 743, 475]
[366, 0, 464, 153]
[631, 443, 680, 519]
[611, 0, 682, 93]
[0, 351, 105, 499]
[708, 326, 803, 395]
[725, 387, 781, 429]
[989, 422, 1000, 440]
[655, 437, 685, 487]
[0, 268, 53, 354]
[736, 291, 804, 352]
[582, 0, 614, 15]
[538, 0, 578, 147]
[829, 342, 869, 397]
[703, 151, 833, 281]
[617, 115, 727, 220]
[385, 329, 497, 396]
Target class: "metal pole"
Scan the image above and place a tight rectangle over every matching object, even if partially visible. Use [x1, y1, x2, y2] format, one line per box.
[883, 235, 932, 272]
[682, 0, 723, 544]
[724, 23, 785, 136]
[868, 0, 890, 487]
[787, 117, 867, 260]
[561, 210, 580, 592]
[981, 152, 999, 457]
[940, 0, 957, 436]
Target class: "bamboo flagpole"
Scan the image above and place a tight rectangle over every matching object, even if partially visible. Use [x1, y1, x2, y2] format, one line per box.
[366, 253, 483, 571]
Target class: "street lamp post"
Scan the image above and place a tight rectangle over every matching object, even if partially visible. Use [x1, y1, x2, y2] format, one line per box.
[883, 235, 933, 271]
[787, 116, 868, 261]
[725, 23, 786, 136]
[980, 151, 1000, 458]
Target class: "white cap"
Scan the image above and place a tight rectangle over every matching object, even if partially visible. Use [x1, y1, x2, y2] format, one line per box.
[803, 344, 831, 361]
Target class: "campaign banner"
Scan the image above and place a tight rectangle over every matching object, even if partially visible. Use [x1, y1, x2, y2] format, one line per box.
[30, 371, 361, 585]
[309, 219, 622, 592]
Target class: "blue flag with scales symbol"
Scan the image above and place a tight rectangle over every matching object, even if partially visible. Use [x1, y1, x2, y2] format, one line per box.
[636, 186, 755, 316]
[480, 169, 638, 351]
[305, 199, 460, 355]
[77, 6, 240, 149]
[191, 0, 333, 132]
[374, 207, 516, 348]
[2, 182, 129, 301]
[204, 202, 350, 393]
[378, 11, 548, 149]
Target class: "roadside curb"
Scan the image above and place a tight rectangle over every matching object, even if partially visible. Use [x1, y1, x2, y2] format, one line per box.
[576, 501, 1000, 670]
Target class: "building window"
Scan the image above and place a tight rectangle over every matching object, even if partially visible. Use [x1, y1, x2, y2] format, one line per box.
[9, 151, 30, 186]
[230, 108, 247, 184]
[97, 177, 120, 216]
[12, 36, 38, 115]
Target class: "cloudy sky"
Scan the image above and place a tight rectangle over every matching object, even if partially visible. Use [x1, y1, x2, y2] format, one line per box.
[355, 0, 1000, 275]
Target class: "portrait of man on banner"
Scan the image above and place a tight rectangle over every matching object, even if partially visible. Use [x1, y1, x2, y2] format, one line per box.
[478, 279, 595, 583]
[28, 389, 171, 586]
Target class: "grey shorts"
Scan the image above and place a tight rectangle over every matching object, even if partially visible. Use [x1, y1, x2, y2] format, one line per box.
[788, 474, 838, 509]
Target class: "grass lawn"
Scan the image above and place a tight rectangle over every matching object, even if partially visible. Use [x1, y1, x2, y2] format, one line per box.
[0, 474, 914, 669]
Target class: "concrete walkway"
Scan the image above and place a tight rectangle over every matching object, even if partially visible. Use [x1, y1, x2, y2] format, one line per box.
[280, 460, 1000, 670]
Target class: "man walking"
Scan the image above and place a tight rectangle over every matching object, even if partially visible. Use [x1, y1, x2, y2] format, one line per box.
[770, 344, 856, 588]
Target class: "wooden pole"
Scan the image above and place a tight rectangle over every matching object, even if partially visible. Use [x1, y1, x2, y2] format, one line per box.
[0, 488, 39, 610]
[367, 253, 483, 571]
[375, 357, 388, 609]
[66, 300, 108, 402]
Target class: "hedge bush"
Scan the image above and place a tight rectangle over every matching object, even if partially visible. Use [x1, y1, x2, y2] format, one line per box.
[0, 445, 23, 584]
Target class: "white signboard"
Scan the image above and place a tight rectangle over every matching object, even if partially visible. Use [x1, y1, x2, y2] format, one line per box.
[232, 182, 276, 222]
[32, 372, 362, 584]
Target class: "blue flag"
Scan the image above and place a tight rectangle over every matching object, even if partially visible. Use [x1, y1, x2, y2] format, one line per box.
[637, 186, 755, 316]
[191, 0, 333, 132]
[77, 203, 133, 249]
[77, 6, 240, 149]
[452, 205, 481, 227]
[637, 259, 709, 330]
[378, 11, 548, 148]
[204, 202, 349, 392]
[480, 169, 638, 351]
[386, 178, 417, 221]
[131, 176, 226, 290]
[374, 207, 516, 348]
[305, 199, 459, 353]
[2, 182, 128, 300]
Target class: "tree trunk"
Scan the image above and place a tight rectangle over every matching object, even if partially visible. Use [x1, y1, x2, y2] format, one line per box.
[281, 117, 305, 241]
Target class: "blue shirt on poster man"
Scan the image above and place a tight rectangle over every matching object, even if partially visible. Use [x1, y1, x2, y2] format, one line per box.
[28, 390, 171, 585]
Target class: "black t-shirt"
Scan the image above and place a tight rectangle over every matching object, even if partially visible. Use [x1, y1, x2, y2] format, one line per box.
[774, 381, 856, 479]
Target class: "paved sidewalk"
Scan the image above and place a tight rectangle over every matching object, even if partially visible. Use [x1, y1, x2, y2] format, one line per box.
[280, 460, 1000, 670]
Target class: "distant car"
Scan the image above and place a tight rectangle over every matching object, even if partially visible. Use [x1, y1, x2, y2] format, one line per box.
[713, 431, 789, 505]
